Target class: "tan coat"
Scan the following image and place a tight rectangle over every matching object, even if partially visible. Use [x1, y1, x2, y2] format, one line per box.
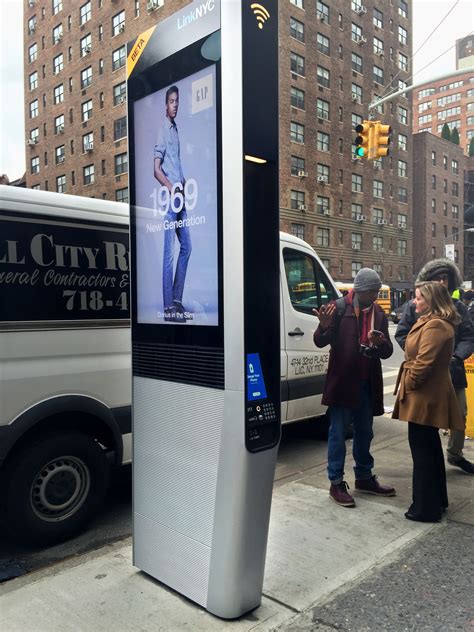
[393, 315, 463, 431]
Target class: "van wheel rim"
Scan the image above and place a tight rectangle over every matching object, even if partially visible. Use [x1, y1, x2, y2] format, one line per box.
[30, 457, 91, 522]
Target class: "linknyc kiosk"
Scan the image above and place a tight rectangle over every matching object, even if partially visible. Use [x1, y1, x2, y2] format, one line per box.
[127, 0, 279, 618]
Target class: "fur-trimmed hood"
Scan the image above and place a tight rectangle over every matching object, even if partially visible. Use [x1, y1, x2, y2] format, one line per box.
[416, 258, 462, 292]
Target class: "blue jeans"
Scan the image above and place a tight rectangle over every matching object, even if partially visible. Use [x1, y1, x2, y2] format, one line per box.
[162, 208, 192, 309]
[327, 381, 374, 484]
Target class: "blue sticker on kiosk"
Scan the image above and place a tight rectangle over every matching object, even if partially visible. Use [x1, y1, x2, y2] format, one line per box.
[247, 353, 268, 401]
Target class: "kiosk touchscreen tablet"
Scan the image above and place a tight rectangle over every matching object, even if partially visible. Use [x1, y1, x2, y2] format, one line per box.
[128, 0, 279, 618]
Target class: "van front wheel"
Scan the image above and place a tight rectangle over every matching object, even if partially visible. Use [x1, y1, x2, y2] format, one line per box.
[5, 431, 110, 546]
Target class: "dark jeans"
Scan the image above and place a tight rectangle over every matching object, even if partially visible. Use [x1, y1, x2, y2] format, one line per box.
[408, 422, 448, 520]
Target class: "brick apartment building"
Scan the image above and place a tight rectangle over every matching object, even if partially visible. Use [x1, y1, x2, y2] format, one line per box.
[464, 155, 474, 282]
[413, 70, 474, 155]
[412, 132, 466, 279]
[24, 0, 413, 291]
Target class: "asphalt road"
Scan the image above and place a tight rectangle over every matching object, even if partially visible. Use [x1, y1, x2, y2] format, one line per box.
[0, 324, 405, 582]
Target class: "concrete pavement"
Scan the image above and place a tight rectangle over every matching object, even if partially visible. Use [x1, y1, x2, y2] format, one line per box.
[1, 416, 473, 632]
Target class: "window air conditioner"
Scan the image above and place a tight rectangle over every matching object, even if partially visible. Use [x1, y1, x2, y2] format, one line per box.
[355, 6, 367, 15]
[29, 24, 37, 34]
[28, 0, 36, 7]
[118, 23, 125, 33]
[375, 50, 384, 57]
[84, 44, 91, 54]
[351, 93, 359, 102]
[27, 138, 37, 146]
[297, 170, 308, 178]
[58, 156, 65, 163]
[356, 215, 366, 222]
[355, 36, 367, 45]
[377, 219, 388, 225]
[147, 0, 159, 11]
[317, 12, 326, 21]
[58, 125, 64, 133]
[119, 96, 126, 104]
[55, 33, 63, 43]
[85, 142, 93, 152]
[398, 222, 406, 229]
[352, 244, 361, 250]
[317, 175, 328, 183]
[322, 209, 331, 216]
[298, 204, 307, 212]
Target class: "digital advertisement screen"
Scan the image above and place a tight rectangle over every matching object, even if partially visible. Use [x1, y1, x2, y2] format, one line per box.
[133, 64, 218, 326]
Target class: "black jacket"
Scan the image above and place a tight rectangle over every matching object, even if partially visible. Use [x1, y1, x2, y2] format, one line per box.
[395, 299, 473, 388]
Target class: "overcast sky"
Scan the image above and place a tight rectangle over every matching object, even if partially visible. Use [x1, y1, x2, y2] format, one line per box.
[0, 0, 473, 181]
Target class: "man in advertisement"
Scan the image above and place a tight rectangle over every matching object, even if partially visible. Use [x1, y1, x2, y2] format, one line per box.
[154, 85, 192, 323]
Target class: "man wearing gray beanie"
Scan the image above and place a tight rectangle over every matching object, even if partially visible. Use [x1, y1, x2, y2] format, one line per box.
[313, 268, 395, 507]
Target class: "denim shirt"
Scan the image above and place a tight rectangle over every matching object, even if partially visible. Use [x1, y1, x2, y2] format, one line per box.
[154, 118, 184, 186]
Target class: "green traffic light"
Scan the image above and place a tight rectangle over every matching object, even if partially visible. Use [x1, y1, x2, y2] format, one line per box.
[355, 146, 365, 157]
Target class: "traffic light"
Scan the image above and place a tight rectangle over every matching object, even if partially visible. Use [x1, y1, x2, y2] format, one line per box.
[372, 122, 392, 158]
[354, 122, 372, 158]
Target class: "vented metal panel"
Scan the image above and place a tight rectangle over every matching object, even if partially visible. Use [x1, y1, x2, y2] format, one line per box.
[132, 342, 225, 389]
[133, 377, 224, 546]
[134, 512, 211, 607]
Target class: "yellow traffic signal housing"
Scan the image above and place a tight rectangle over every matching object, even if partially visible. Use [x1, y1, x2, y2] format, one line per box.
[354, 122, 373, 159]
[372, 122, 392, 158]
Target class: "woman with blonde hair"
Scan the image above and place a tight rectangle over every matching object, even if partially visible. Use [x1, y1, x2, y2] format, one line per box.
[393, 281, 463, 522]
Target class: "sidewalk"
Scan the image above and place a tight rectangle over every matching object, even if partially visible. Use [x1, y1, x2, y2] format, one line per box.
[1, 418, 473, 632]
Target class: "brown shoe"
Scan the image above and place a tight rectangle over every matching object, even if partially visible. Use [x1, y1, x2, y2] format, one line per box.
[330, 481, 356, 507]
[355, 475, 396, 496]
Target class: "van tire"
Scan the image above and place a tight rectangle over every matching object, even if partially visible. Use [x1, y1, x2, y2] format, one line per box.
[4, 431, 110, 546]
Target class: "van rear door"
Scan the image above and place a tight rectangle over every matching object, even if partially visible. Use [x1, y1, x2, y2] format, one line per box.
[281, 243, 338, 423]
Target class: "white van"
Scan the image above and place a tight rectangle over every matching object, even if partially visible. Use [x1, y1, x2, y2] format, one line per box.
[0, 186, 338, 545]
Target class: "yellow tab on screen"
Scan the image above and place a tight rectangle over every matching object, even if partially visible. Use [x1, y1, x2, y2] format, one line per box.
[127, 26, 155, 79]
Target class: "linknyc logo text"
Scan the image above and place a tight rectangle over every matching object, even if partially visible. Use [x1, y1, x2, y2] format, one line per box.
[177, 0, 215, 30]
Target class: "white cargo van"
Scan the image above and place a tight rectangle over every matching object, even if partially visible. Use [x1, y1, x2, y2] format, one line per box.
[0, 186, 338, 545]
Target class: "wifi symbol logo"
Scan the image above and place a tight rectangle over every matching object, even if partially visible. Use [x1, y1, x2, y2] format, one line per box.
[250, 3, 270, 30]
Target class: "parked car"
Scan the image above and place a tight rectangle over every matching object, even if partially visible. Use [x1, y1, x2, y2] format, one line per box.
[390, 300, 410, 324]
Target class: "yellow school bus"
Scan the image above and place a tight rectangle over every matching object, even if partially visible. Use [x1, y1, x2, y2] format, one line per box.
[335, 282, 391, 315]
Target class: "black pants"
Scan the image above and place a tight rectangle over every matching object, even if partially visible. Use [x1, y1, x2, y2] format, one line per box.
[408, 422, 448, 520]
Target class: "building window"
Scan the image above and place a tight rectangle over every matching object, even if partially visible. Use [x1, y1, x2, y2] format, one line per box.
[112, 46, 127, 70]
[291, 0, 304, 7]
[114, 152, 128, 175]
[80, 33, 92, 57]
[55, 145, 65, 164]
[28, 43, 38, 63]
[53, 84, 64, 105]
[351, 52, 362, 73]
[398, 133, 407, 151]
[432, 223, 436, 237]
[52, 24, 63, 45]
[80, 66, 92, 89]
[397, 160, 407, 178]
[373, 7, 383, 28]
[53, 0, 62, 15]
[29, 128, 39, 144]
[317, 131, 330, 152]
[351, 113, 363, 129]
[452, 204, 459, 219]
[54, 114, 64, 134]
[373, 36, 384, 55]
[316, 1, 329, 22]
[373, 236, 383, 252]
[431, 199, 437, 213]
[290, 190, 305, 210]
[373, 180, 383, 198]
[56, 174, 66, 193]
[398, 105, 408, 125]
[452, 182, 459, 197]
[397, 187, 406, 204]
[290, 121, 305, 143]
[30, 156, 40, 175]
[82, 99, 93, 122]
[82, 132, 93, 153]
[351, 23, 362, 42]
[291, 155, 306, 177]
[398, 214, 407, 229]
[351, 233, 362, 250]
[373, 65, 384, 85]
[29, 71, 38, 91]
[317, 164, 330, 183]
[83, 164, 95, 185]
[316, 98, 330, 120]
[30, 99, 39, 119]
[113, 82, 126, 106]
[290, 86, 305, 109]
[79, 1, 91, 25]
[351, 83, 362, 103]
[398, 52, 408, 71]
[452, 159, 458, 174]
[316, 33, 330, 56]
[351, 202, 363, 219]
[290, 51, 305, 76]
[399, 0, 408, 19]
[112, 11, 125, 36]
[317, 196, 330, 215]
[114, 117, 127, 141]
[352, 173, 363, 193]
[352, 261, 362, 278]
[316, 66, 331, 88]
[317, 227, 330, 247]
[290, 17, 305, 42]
